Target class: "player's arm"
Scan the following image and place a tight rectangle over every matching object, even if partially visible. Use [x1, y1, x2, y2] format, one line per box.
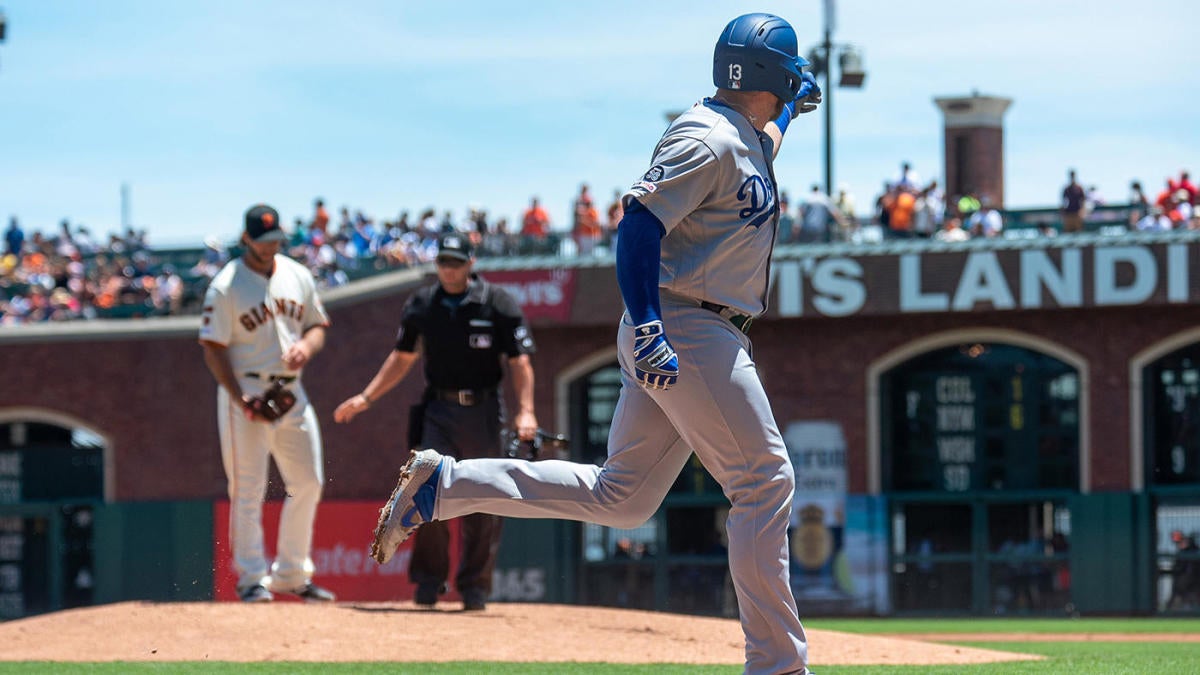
[765, 72, 822, 157]
[616, 199, 665, 326]
[333, 349, 420, 423]
[507, 353, 538, 441]
[283, 324, 327, 371]
[199, 339, 260, 417]
[616, 199, 678, 390]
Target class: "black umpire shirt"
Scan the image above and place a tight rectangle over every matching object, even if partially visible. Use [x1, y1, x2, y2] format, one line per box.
[395, 275, 535, 391]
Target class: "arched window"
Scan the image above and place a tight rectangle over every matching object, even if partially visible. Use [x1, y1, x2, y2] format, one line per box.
[882, 343, 1080, 493]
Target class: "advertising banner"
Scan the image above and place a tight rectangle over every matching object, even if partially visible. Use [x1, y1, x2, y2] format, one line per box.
[213, 500, 460, 602]
[481, 269, 577, 323]
[784, 421, 888, 614]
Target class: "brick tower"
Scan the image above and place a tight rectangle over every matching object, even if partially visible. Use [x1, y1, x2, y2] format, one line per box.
[933, 93, 1013, 207]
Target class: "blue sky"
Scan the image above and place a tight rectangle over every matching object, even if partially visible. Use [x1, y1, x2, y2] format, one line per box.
[1, 1, 1196, 246]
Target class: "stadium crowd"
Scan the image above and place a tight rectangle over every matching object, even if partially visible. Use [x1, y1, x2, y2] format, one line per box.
[3, 167, 1196, 325]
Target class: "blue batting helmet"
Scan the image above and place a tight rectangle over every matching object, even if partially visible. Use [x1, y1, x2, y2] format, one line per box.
[712, 13, 809, 103]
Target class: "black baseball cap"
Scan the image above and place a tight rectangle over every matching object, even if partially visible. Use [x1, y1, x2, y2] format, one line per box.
[244, 204, 287, 243]
[438, 233, 473, 261]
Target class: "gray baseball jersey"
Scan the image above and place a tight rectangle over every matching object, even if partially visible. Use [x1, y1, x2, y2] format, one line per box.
[625, 99, 780, 317]
[425, 97, 808, 673]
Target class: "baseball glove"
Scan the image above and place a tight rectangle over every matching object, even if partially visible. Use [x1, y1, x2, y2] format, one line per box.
[245, 378, 297, 422]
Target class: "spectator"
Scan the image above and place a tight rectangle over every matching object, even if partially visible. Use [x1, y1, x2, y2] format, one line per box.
[1169, 530, 1200, 610]
[966, 197, 1003, 237]
[1129, 180, 1151, 224]
[468, 208, 489, 240]
[934, 216, 970, 242]
[776, 192, 795, 244]
[835, 184, 857, 238]
[605, 189, 624, 249]
[4, 217, 23, 256]
[1060, 169, 1086, 233]
[1178, 171, 1198, 204]
[311, 199, 330, 235]
[913, 180, 944, 238]
[956, 190, 981, 220]
[875, 181, 893, 229]
[1084, 185, 1104, 217]
[521, 196, 551, 253]
[883, 185, 918, 239]
[1135, 206, 1172, 232]
[418, 208, 440, 239]
[489, 217, 515, 256]
[1167, 190, 1194, 227]
[798, 184, 843, 243]
[572, 183, 602, 255]
[895, 161, 921, 191]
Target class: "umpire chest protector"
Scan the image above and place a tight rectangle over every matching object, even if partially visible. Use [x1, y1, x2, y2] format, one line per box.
[397, 276, 534, 392]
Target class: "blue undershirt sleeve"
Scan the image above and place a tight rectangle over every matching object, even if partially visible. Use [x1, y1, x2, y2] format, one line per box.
[615, 198, 666, 326]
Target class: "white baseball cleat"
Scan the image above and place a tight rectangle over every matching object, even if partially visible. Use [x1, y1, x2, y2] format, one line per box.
[370, 449, 443, 564]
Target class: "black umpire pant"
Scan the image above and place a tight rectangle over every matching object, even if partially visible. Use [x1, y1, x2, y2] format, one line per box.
[410, 393, 504, 595]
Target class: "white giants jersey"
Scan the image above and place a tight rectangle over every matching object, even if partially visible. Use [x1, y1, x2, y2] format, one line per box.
[624, 99, 780, 317]
[198, 255, 330, 375]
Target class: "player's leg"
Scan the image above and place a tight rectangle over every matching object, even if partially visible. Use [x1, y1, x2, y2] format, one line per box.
[650, 301, 807, 675]
[218, 387, 273, 594]
[406, 405, 460, 603]
[408, 521, 450, 604]
[433, 363, 692, 528]
[268, 392, 323, 591]
[427, 398, 504, 603]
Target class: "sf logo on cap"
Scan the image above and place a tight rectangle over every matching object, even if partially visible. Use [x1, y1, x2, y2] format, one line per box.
[262, 212, 276, 228]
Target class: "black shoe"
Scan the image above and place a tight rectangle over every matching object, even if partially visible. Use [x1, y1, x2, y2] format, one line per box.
[285, 583, 336, 603]
[415, 583, 444, 607]
[239, 584, 274, 603]
[461, 588, 488, 611]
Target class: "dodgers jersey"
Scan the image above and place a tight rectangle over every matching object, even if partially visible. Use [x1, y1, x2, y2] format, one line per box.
[199, 255, 330, 375]
[624, 99, 780, 317]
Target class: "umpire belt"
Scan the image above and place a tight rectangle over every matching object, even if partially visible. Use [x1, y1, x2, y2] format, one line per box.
[430, 388, 496, 406]
[243, 372, 297, 383]
[699, 301, 754, 334]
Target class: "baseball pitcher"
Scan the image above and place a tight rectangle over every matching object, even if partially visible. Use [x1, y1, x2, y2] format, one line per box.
[199, 204, 335, 603]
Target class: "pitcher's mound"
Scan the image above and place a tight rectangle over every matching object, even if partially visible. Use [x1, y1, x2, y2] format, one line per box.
[0, 601, 1039, 666]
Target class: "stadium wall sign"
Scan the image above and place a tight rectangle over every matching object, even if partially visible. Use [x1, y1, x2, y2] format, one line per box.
[772, 241, 1195, 318]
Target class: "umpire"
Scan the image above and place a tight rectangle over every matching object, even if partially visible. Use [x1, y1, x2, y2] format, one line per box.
[334, 233, 538, 610]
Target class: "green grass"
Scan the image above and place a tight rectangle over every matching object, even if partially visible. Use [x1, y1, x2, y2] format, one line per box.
[2, 619, 1199, 674]
[810, 616, 1200, 634]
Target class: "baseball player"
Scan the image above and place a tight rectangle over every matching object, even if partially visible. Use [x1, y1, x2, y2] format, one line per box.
[199, 204, 336, 603]
[370, 13, 819, 673]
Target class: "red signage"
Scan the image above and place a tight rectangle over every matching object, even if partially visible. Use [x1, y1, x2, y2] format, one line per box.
[213, 500, 460, 602]
[482, 269, 577, 322]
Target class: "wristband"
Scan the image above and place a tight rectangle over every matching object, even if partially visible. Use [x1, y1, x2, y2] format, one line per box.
[774, 101, 795, 135]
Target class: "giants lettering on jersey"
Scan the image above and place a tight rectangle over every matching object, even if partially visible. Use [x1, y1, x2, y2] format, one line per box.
[737, 175, 775, 229]
[238, 297, 305, 331]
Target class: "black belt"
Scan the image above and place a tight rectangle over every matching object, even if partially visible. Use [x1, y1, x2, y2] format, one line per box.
[430, 388, 496, 406]
[699, 301, 754, 334]
[244, 372, 297, 383]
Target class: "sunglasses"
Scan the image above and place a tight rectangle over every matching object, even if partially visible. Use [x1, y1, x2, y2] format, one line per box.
[436, 257, 468, 268]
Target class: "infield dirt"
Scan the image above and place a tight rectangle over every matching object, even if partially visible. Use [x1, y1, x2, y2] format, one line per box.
[0, 601, 1040, 666]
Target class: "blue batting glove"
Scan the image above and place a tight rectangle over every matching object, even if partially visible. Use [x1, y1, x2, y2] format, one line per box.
[632, 320, 679, 390]
[792, 72, 822, 117]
